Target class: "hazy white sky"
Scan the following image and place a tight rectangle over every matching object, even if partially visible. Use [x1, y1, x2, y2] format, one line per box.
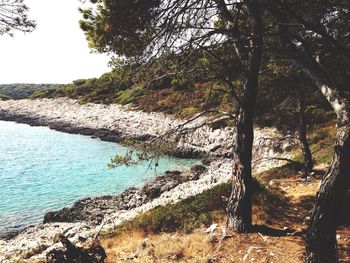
[0, 0, 111, 84]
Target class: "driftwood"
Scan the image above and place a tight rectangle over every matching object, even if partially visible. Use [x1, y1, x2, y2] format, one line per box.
[46, 235, 106, 263]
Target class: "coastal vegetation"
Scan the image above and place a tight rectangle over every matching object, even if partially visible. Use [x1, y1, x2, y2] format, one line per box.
[76, 0, 349, 262]
[0, 0, 349, 262]
[0, 84, 61, 99]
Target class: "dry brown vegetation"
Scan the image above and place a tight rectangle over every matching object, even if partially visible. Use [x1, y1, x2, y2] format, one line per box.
[100, 169, 349, 263]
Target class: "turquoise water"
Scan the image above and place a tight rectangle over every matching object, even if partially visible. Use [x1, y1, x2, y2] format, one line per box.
[0, 120, 197, 232]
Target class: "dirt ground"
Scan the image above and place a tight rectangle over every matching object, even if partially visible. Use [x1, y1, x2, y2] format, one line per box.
[100, 172, 350, 263]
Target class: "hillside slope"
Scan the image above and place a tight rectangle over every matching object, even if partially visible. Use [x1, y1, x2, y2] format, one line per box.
[0, 84, 61, 99]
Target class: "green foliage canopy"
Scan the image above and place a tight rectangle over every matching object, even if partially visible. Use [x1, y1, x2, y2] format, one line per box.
[0, 83, 61, 99]
[79, 0, 256, 64]
[79, 0, 160, 57]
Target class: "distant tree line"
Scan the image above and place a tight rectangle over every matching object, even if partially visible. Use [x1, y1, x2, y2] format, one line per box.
[0, 84, 62, 99]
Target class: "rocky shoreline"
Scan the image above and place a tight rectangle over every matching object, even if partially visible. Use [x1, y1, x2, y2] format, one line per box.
[0, 158, 232, 262]
[0, 98, 297, 262]
[0, 98, 193, 153]
[0, 98, 296, 160]
[43, 166, 207, 226]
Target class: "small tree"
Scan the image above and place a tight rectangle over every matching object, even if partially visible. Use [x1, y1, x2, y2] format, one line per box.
[258, 64, 315, 174]
[0, 0, 35, 36]
[294, 76, 313, 174]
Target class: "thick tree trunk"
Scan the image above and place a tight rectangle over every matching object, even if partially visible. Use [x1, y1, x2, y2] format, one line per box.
[296, 88, 313, 174]
[306, 126, 350, 262]
[266, 2, 350, 260]
[226, 0, 263, 233]
[226, 107, 254, 232]
[290, 55, 350, 262]
[305, 84, 350, 263]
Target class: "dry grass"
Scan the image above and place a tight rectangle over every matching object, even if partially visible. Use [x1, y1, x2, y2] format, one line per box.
[99, 179, 297, 262]
[102, 229, 213, 262]
[101, 223, 306, 263]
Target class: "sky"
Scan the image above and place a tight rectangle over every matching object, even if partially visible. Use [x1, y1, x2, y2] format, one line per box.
[0, 0, 111, 84]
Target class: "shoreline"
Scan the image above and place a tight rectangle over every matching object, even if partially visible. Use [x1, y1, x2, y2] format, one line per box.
[0, 98, 219, 158]
[0, 98, 297, 262]
[0, 98, 296, 161]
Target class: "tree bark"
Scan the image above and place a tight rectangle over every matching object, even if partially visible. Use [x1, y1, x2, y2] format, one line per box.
[306, 125, 350, 262]
[266, 2, 350, 260]
[227, 107, 254, 232]
[305, 84, 350, 263]
[226, 0, 263, 233]
[289, 53, 350, 262]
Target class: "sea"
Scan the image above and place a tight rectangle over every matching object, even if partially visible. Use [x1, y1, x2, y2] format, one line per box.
[0, 120, 197, 233]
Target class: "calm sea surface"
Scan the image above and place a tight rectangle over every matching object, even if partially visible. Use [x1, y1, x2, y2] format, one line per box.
[0, 120, 197, 232]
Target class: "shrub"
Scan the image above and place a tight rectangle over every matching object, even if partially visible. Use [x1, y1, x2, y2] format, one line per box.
[115, 183, 232, 234]
[116, 85, 144, 105]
